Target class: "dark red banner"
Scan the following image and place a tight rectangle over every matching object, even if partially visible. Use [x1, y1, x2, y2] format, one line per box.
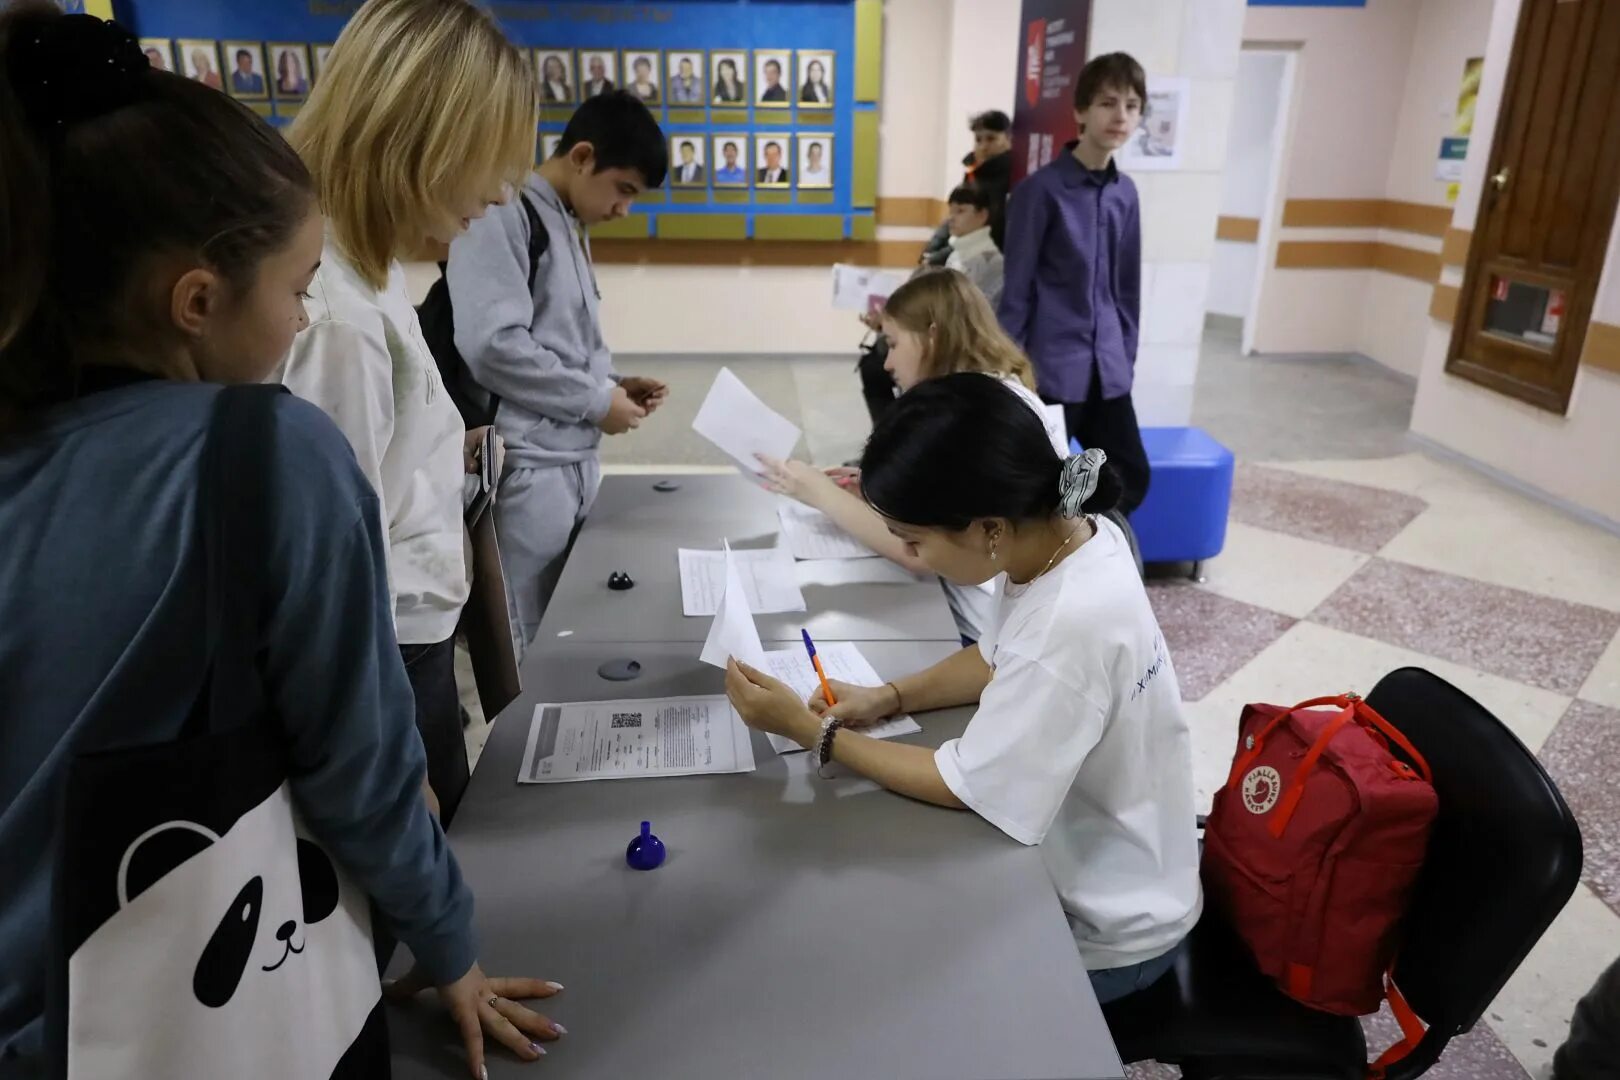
[1010, 0, 1090, 185]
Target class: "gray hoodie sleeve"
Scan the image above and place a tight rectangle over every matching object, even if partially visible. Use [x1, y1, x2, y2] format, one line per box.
[447, 200, 614, 425]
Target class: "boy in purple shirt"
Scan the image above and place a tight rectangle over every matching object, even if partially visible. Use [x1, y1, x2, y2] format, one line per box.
[1000, 52, 1150, 513]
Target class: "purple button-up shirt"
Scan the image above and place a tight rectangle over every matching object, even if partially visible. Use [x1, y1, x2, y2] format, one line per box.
[998, 147, 1141, 404]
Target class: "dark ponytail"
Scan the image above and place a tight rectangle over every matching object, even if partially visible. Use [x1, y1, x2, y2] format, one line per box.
[0, 5, 312, 429]
[860, 373, 1123, 529]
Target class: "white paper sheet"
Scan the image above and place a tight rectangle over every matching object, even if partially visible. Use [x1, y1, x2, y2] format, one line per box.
[691, 367, 801, 475]
[830, 263, 909, 313]
[679, 545, 806, 616]
[518, 695, 757, 783]
[776, 500, 879, 560]
[699, 541, 767, 671]
[796, 558, 927, 588]
[759, 642, 922, 754]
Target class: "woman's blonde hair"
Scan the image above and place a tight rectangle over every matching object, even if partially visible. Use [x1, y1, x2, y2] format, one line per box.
[883, 269, 1035, 389]
[290, 0, 537, 288]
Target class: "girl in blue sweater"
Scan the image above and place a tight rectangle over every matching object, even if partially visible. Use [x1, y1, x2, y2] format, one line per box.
[0, 8, 558, 1078]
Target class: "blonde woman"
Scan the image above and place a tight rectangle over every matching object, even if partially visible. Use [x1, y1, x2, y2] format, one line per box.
[759, 269, 1067, 643]
[279, 0, 534, 824]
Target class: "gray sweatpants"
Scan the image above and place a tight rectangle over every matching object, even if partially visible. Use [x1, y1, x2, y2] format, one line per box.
[496, 458, 601, 650]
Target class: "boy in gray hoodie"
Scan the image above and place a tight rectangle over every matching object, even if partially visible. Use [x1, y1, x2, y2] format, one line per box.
[448, 91, 670, 647]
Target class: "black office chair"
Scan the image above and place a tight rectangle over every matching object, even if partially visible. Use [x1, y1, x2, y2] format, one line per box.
[1103, 667, 1584, 1079]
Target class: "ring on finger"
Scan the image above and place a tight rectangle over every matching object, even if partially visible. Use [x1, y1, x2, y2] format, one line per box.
[488, 996, 501, 1009]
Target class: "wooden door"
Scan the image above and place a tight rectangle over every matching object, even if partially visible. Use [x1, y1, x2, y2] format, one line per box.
[1447, 0, 1620, 414]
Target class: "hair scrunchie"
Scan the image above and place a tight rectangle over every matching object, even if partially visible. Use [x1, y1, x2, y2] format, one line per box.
[6, 14, 149, 137]
[1057, 447, 1107, 519]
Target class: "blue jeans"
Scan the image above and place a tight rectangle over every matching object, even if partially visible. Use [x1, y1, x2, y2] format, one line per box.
[1088, 940, 1183, 1004]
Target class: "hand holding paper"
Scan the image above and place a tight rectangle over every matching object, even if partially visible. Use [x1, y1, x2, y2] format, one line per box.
[699, 541, 767, 671]
[692, 367, 801, 475]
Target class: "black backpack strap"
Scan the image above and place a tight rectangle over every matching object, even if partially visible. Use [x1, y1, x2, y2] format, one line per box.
[520, 189, 549, 291]
[195, 384, 285, 730]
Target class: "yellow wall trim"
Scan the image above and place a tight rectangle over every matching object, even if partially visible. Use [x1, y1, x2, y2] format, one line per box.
[1276, 240, 1440, 281]
[1585, 322, 1620, 376]
[590, 238, 923, 268]
[1281, 198, 1452, 238]
[1430, 283, 1460, 323]
[1441, 227, 1472, 268]
[854, 0, 883, 103]
[1216, 215, 1261, 243]
[877, 197, 948, 227]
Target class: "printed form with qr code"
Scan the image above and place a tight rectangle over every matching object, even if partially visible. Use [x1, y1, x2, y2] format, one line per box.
[518, 696, 757, 783]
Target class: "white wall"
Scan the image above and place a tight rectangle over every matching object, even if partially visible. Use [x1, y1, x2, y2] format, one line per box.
[936, 0, 1020, 197]
[1241, 0, 1491, 377]
[876, 0, 952, 203]
[1207, 48, 1288, 321]
[1410, 0, 1620, 524]
[1092, 0, 1246, 423]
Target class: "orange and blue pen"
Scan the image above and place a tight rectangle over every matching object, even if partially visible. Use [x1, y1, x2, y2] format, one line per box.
[801, 629, 837, 707]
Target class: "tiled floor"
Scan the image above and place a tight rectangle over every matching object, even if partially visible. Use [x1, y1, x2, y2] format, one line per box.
[461, 328, 1620, 1079]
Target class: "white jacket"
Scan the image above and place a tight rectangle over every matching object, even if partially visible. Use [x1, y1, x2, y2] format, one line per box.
[277, 239, 469, 644]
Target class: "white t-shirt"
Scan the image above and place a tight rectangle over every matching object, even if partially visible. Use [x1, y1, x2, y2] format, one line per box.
[277, 240, 470, 645]
[942, 374, 1070, 641]
[935, 516, 1203, 970]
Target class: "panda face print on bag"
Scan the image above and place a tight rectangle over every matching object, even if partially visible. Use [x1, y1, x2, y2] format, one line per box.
[66, 785, 382, 1079]
[118, 820, 343, 1006]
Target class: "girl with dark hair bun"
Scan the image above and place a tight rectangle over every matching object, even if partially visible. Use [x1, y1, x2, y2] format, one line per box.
[727, 374, 1201, 1005]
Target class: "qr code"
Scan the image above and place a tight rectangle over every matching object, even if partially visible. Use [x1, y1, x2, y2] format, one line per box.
[611, 712, 643, 729]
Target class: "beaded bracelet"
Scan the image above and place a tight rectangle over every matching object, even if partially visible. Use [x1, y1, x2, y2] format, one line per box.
[815, 715, 844, 778]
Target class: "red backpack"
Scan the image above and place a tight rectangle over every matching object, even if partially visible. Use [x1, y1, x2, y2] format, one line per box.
[1203, 694, 1438, 1074]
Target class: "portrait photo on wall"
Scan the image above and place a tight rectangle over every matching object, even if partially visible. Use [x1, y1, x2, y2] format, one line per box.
[711, 133, 749, 187]
[623, 50, 661, 105]
[797, 133, 833, 188]
[536, 49, 575, 104]
[710, 50, 746, 105]
[669, 136, 707, 187]
[541, 133, 563, 161]
[269, 43, 310, 100]
[312, 44, 334, 81]
[666, 50, 704, 105]
[579, 50, 617, 98]
[754, 49, 791, 108]
[222, 41, 268, 101]
[797, 50, 833, 108]
[755, 135, 791, 186]
[139, 38, 173, 73]
[178, 39, 223, 90]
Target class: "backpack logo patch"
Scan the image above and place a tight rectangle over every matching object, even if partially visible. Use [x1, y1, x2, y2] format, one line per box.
[1242, 766, 1282, 815]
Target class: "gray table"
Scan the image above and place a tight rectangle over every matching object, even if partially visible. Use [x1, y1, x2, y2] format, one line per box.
[537, 474, 961, 644]
[389, 640, 1122, 1080]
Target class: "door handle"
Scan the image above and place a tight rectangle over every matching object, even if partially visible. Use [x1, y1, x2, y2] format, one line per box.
[1491, 167, 1511, 191]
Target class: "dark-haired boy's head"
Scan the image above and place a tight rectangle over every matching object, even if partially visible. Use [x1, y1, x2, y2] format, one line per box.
[235, 49, 253, 70]
[1072, 52, 1145, 155]
[763, 141, 782, 167]
[970, 109, 1012, 161]
[946, 183, 992, 237]
[553, 89, 668, 223]
[764, 59, 781, 84]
